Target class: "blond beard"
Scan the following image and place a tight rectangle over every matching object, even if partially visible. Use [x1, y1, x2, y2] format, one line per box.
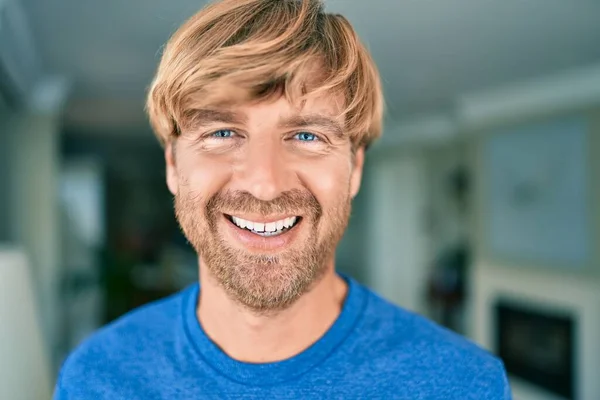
[174, 188, 350, 313]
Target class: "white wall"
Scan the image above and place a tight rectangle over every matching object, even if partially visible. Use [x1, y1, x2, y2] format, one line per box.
[0, 247, 52, 400]
[5, 111, 63, 372]
[468, 107, 600, 400]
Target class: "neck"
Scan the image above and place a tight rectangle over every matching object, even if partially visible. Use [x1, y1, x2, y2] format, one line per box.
[197, 259, 348, 363]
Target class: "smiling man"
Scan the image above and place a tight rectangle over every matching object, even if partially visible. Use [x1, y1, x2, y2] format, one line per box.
[55, 0, 511, 399]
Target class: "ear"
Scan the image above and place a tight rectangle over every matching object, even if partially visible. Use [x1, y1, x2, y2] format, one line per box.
[350, 146, 365, 198]
[165, 141, 178, 195]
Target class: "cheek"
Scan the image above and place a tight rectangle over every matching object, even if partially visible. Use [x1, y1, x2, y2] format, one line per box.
[178, 153, 232, 197]
[296, 154, 352, 209]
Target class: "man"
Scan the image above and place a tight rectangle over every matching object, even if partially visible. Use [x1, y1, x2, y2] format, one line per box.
[55, 0, 511, 398]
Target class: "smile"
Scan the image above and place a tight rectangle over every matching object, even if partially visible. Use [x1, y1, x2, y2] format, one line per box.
[225, 215, 301, 237]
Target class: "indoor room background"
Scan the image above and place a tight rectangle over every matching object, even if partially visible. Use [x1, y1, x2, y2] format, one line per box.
[1, 1, 599, 399]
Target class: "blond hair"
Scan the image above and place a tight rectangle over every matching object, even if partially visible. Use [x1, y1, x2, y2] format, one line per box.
[146, 0, 383, 148]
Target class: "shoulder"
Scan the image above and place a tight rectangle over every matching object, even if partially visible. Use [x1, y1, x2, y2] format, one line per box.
[350, 286, 510, 398]
[54, 285, 195, 398]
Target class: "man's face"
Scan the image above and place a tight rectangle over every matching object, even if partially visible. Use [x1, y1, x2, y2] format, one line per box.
[166, 95, 364, 312]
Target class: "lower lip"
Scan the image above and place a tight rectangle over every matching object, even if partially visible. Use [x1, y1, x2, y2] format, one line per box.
[223, 215, 302, 252]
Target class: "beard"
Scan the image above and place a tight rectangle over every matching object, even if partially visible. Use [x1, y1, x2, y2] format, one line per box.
[174, 187, 351, 313]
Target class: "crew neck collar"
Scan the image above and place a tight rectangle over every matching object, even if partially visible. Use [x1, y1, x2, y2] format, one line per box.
[181, 274, 367, 386]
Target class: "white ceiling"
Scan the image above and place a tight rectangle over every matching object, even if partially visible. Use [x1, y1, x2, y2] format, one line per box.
[21, 0, 600, 131]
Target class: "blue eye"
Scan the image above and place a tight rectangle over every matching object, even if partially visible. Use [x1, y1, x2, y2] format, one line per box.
[212, 129, 234, 138]
[294, 132, 318, 142]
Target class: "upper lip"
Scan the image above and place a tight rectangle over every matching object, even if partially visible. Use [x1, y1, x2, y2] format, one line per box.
[225, 214, 300, 224]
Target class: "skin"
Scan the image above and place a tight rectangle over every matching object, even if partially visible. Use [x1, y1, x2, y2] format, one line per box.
[165, 94, 365, 363]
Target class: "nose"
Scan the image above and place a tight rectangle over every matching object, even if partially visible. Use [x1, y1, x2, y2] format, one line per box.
[235, 138, 294, 201]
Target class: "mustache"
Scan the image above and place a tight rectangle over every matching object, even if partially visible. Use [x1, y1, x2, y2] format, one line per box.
[206, 189, 322, 219]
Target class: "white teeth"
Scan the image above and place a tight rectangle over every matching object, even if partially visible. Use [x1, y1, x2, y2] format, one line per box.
[230, 215, 299, 234]
[232, 216, 245, 229]
[283, 217, 297, 228]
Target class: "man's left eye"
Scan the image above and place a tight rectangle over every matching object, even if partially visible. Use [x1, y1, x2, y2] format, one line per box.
[294, 132, 318, 142]
[212, 129, 235, 138]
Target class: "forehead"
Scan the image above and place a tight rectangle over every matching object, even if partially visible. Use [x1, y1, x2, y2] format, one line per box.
[236, 92, 345, 124]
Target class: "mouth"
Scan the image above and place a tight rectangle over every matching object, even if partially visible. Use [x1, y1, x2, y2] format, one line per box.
[225, 214, 302, 237]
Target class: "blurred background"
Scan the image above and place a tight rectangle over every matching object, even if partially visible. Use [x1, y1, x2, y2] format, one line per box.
[0, 0, 599, 399]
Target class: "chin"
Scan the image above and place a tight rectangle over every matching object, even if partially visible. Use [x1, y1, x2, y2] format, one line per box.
[206, 247, 328, 312]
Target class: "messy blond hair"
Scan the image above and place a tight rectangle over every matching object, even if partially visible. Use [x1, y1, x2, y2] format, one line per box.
[146, 0, 383, 148]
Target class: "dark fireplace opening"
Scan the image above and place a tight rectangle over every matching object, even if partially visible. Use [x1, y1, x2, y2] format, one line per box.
[494, 299, 576, 399]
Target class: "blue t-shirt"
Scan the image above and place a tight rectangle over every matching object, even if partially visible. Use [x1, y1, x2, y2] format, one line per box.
[55, 276, 511, 399]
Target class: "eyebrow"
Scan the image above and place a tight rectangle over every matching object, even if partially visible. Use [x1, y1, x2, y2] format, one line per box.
[187, 108, 247, 127]
[278, 114, 345, 140]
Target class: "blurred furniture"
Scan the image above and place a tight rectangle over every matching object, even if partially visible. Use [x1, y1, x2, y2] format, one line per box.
[427, 243, 469, 333]
[0, 246, 52, 400]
